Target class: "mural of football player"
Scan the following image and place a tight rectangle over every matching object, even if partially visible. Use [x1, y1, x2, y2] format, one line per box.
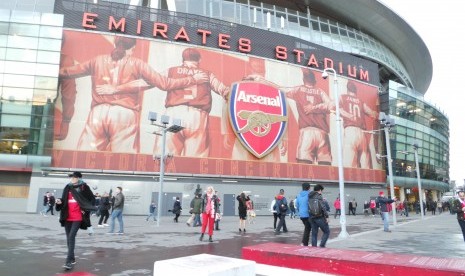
[155, 48, 230, 158]
[339, 81, 378, 168]
[284, 69, 334, 165]
[59, 36, 208, 153]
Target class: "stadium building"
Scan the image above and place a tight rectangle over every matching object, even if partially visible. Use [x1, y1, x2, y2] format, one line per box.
[0, 0, 449, 215]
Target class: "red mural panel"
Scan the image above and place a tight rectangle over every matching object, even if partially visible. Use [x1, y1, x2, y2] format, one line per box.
[52, 30, 385, 183]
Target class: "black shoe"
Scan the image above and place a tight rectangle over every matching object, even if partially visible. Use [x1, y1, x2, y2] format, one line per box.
[239, 228, 242, 232]
[243, 229, 246, 233]
[62, 262, 73, 270]
[215, 228, 220, 231]
[209, 236, 213, 242]
[71, 259, 76, 265]
[199, 233, 204, 241]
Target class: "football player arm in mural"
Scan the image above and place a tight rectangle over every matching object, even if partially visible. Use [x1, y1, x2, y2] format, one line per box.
[55, 54, 77, 140]
[209, 73, 230, 99]
[94, 61, 209, 94]
[303, 90, 334, 115]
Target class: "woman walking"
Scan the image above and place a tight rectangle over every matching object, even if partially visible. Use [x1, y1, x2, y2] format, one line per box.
[236, 192, 250, 232]
[199, 186, 219, 242]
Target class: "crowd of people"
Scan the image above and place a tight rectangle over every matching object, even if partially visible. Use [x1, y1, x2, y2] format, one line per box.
[45, 173, 464, 271]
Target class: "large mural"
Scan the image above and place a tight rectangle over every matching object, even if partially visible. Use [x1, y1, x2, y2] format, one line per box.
[52, 30, 385, 183]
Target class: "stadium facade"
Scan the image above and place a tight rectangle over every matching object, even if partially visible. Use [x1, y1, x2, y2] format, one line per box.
[0, 0, 449, 215]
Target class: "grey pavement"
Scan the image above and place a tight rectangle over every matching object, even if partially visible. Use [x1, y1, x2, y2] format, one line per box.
[0, 211, 464, 276]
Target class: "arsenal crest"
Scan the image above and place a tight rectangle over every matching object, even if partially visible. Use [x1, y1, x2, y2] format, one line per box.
[229, 81, 288, 158]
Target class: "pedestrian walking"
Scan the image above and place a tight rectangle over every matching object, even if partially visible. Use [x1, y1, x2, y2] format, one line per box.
[334, 197, 341, 218]
[97, 192, 111, 227]
[453, 189, 465, 242]
[295, 182, 311, 246]
[199, 186, 219, 242]
[309, 184, 330, 247]
[55, 171, 96, 270]
[108, 187, 125, 234]
[237, 192, 250, 233]
[146, 201, 157, 222]
[187, 194, 202, 226]
[377, 191, 396, 232]
[172, 197, 182, 223]
[274, 189, 288, 234]
[270, 197, 278, 230]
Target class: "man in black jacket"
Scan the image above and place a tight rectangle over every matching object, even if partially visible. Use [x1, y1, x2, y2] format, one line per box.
[377, 191, 396, 232]
[55, 171, 96, 270]
[453, 190, 465, 242]
[309, 184, 330, 247]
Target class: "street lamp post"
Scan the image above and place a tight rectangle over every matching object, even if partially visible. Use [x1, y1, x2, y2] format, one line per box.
[322, 68, 349, 239]
[379, 112, 397, 226]
[413, 142, 425, 219]
[148, 112, 184, 227]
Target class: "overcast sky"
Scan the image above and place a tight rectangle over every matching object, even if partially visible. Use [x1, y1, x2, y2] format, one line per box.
[381, 0, 465, 187]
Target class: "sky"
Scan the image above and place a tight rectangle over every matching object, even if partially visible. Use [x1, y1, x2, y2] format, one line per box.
[381, 0, 465, 187]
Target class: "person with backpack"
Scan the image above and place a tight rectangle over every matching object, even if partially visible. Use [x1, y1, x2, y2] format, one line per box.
[274, 189, 288, 234]
[309, 184, 330, 247]
[295, 182, 311, 246]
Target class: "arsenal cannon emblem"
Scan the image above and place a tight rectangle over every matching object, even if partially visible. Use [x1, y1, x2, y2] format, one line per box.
[229, 81, 288, 158]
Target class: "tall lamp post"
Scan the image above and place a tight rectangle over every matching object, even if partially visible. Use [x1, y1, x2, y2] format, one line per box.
[413, 141, 425, 219]
[379, 112, 397, 226]
[148, 111, 184, 227]
[398, 141, 424, 219]
[322, 68, 349, 239]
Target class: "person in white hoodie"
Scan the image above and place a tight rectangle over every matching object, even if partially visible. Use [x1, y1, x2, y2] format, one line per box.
[295, 182, 311, 246]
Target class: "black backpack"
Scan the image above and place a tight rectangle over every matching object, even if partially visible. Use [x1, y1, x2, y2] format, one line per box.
[309, 197, 323, 217]
[277, 199, 288, 213]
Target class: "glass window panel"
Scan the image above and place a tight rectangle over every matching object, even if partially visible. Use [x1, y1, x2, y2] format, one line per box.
[9, 23, 39, 37]
[39, 26, 62, 39]
[34, 76, 58, 90]
[0, 35, 7, 47]
[1, 114, 31, 128]
[7, 35, 38, 49]
[40, 13, 63, 27]
[311, 20, 319, 31]
[0, 47, 5, 60]
[0, 9, 11, 22]
[1, 87, 34, 101]
[10, 10, 41, 24]
[33, 88, 57, 103]
[36, 50, 60, 64]
[5, 48, 37, 62]
[35, 63, 59, 77]
[3, 74, 35, 88]
[4, 61, 36, 75]
[0, 22, 9, 34]
[221, 1, 235, 23]
[320, 22, 329, 33]
[37, 37, 61, 51]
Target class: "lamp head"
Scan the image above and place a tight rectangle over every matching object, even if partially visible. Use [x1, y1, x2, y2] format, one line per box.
[322, 71, 329, 79]
[161, 115, 170, 125]
[379, 112, 387, 123]
[148, 111, 158, 122]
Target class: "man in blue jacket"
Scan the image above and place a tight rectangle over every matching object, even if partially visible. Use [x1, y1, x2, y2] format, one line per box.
[295, 182, 312, 246]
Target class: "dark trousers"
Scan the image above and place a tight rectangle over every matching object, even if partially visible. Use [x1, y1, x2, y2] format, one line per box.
[46, 205, 54, 215]
[458, 219, 465, 242]
[275, 214, 287, 232]
[98, 209, 109, 225]
[310, 217, 330, 247]
[273, 213, 278, 229]
[64, 221, 81, 263]
[174, 213, 180, 222]
[334, 209, 341, 218]
[300, 217, 311, 246]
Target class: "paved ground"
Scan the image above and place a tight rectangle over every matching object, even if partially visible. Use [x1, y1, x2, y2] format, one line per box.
[0, 211, 463, 275]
